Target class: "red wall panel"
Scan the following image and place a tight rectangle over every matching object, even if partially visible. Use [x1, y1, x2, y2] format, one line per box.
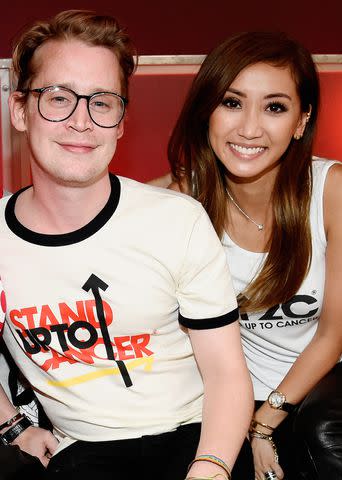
[0, 0, 340, 58]
[314, 71, 342, 159]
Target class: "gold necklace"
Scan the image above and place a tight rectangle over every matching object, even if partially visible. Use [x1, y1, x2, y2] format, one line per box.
[226, 188, 264, 231]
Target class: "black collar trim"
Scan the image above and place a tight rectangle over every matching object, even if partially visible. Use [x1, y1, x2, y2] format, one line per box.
[5, 174, 120, 247]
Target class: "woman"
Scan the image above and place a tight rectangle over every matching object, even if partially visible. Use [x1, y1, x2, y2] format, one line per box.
[167, 31, 342, 479]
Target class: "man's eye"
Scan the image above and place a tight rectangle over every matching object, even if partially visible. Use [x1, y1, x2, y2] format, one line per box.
[92, 101, 107, 108]
[50, 96, 69, 105]
[90, 99, 112, 111]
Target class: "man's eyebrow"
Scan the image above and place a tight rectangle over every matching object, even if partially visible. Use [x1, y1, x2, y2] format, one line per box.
[44, 83, 116, 93]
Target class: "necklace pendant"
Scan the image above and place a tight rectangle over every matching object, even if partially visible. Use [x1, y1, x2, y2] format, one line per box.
[226, 188, 265, 232]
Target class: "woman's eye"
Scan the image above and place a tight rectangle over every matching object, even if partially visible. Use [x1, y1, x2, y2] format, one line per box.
[266, 102, 288, 114]
[222, 97, 241, 109]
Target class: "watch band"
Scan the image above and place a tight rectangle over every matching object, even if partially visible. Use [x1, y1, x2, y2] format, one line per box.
[0, 410, 23, 431]
[281, 402, 296, 414]
[0, 416, 32, 445]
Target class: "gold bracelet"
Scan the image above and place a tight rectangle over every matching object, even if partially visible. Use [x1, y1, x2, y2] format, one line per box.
[249, 426, 272, 436]
[250, 418, 275, 432]
[249, 432, 279, 463]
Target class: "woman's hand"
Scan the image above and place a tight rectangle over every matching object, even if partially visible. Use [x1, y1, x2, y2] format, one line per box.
[251, 436, 284, 480]
[12, 425, 59, 467]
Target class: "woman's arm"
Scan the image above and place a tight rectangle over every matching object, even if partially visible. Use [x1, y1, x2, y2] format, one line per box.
[0, 384, 58, 466]
[187, 321, 254, 478]
[252, 163, 342, 479]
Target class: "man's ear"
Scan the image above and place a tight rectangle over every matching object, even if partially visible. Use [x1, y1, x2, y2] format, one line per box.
[8, 92, 27, 132]
[116, 118, 124, 139]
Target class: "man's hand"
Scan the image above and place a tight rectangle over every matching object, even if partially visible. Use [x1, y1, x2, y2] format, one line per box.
[12, 425, 59, 467]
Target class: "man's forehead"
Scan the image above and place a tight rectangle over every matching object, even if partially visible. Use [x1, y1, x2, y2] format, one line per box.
[31, 39, 122, 92]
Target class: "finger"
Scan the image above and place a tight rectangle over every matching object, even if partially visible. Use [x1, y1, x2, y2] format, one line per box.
[272, 462, 284, 479]
[255, 467, 267, 480]
[45, 433, 59, 453]
[40, 455, 49, 468]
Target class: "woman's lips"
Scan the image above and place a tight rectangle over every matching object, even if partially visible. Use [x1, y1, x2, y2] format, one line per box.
[229, 142, 266, 159]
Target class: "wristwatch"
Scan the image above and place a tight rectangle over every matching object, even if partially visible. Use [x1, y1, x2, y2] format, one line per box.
[0, 417, 32, 445]
[267, 390, 296, 413]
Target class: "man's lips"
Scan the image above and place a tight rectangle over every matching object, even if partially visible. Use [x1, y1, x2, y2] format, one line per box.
[58, 142, 97, 153]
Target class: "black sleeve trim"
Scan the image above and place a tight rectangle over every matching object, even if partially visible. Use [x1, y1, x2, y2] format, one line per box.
[179, 307, 239, 330]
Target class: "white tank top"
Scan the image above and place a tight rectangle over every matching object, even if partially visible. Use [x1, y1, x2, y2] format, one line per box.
[222, 158, 336, 400]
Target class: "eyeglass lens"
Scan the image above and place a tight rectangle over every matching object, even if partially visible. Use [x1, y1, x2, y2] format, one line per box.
[38, 87, 125, 127]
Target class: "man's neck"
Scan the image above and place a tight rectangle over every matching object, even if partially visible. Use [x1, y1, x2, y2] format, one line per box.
[14, 173, 112, 234]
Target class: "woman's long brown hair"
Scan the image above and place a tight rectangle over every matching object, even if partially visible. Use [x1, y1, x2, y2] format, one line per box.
[168, 31, 319, 312]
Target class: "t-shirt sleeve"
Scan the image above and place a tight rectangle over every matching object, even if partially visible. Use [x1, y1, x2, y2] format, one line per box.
[177, 208, 238, 329]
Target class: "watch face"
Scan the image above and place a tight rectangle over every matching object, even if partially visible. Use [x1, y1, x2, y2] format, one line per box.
[268, 391, 286, 409]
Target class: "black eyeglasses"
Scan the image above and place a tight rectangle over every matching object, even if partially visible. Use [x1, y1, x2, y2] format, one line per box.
[25, 85, 127, 128]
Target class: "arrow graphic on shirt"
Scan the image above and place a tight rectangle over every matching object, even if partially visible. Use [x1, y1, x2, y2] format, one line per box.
[47, 356, 154, 388]
[82, 274, 133, 387]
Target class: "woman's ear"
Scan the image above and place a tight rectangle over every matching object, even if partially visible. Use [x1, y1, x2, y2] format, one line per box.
[8, 91, 27, 132]
[293, 105, 312, 140]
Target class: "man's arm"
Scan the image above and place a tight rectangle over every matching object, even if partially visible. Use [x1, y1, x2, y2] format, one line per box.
[187, 322, 254, 477]
[175, 207, 254, 477]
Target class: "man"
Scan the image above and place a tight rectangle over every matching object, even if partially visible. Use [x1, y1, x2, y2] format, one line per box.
[0, 10, 253, 479]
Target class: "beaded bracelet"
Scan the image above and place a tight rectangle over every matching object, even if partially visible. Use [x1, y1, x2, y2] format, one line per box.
[0, 410, 23, 432]
[186, 475, 229, 480]
[188, 455, 232, 480]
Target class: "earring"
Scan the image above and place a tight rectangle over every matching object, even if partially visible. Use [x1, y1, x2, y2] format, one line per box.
[294, 110, 310, 140]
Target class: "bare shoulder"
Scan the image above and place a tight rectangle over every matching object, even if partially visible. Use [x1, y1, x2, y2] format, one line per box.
[324, 162, 342, 233]
[146, 173, 172, 188]
[168, 179, 190, 195]
[146, 172, 190, 195]
[168, 181, 181, 192]
[324, 162, 342, 199]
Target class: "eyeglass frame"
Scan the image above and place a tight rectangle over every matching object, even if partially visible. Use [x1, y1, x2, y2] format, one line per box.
[22, 85, 128, 128]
